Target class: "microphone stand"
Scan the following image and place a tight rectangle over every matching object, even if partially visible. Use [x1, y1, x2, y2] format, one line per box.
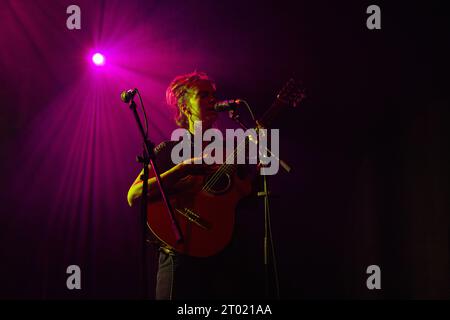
[128, 98, 183, 299]
[228, 110, 288, 299]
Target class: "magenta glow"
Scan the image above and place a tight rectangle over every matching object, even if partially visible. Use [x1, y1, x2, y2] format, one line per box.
[92, 52, 105, 66]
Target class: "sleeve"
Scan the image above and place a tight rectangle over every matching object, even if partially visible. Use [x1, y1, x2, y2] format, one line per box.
[151, 141, 178, 174]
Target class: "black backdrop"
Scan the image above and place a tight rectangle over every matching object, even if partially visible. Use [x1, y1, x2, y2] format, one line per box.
[0, 1, 448, 299]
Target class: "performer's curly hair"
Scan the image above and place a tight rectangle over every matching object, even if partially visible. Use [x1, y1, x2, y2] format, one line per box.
[166, 71, 216, 128]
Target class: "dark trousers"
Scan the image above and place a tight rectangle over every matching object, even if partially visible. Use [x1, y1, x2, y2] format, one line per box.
[155, 239, 260, 300]
[155, 248, 232, 300]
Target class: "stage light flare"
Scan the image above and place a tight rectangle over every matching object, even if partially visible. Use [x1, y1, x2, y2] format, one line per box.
[92, 53, 105, 66]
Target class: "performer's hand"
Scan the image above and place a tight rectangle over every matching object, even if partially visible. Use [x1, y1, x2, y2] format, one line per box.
[180, 154, 220, 176]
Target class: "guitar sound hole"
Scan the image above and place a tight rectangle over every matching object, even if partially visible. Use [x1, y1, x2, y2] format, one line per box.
[204, 173, 231, 194]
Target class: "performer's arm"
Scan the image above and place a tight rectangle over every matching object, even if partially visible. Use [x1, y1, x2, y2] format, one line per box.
[127, 163, 188, 207]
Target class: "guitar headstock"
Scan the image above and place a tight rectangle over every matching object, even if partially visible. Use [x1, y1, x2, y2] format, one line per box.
[276, 78, 306, 108]
[257, 78, 306, 128]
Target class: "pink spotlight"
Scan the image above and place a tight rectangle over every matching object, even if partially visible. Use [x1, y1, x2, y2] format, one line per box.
[92, 53, 105, 66]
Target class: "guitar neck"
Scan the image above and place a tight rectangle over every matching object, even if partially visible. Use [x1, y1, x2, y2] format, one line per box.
[257, 97, 287, 129]
[258, 78, 306, 128]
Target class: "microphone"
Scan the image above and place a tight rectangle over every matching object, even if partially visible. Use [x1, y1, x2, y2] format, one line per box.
[213, 99, 242, 112]
[120, 88, 138, 103]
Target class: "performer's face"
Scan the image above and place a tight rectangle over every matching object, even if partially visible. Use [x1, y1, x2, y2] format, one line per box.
[185, 80, 217, 130]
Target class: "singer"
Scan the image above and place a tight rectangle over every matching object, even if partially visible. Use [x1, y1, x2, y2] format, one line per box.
[127, 71, 256, 300]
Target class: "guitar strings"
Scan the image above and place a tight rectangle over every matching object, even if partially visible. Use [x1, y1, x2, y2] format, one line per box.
[202, 139, 242, 191]
[202, 135, 249, 192]
[206, 134, 253, 191]
[203, 135, 249, 191]
[202, 145, 239, 192]
[202, 149, 237, 191]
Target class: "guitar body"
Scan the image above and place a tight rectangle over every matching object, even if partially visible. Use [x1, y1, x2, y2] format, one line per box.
[147, 171, 252, 257]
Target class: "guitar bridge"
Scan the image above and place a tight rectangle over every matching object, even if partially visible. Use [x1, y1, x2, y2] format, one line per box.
[175, 208, 211, 230]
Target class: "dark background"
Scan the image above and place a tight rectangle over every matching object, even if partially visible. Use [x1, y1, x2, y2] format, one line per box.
[0, 0, 448, 299]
